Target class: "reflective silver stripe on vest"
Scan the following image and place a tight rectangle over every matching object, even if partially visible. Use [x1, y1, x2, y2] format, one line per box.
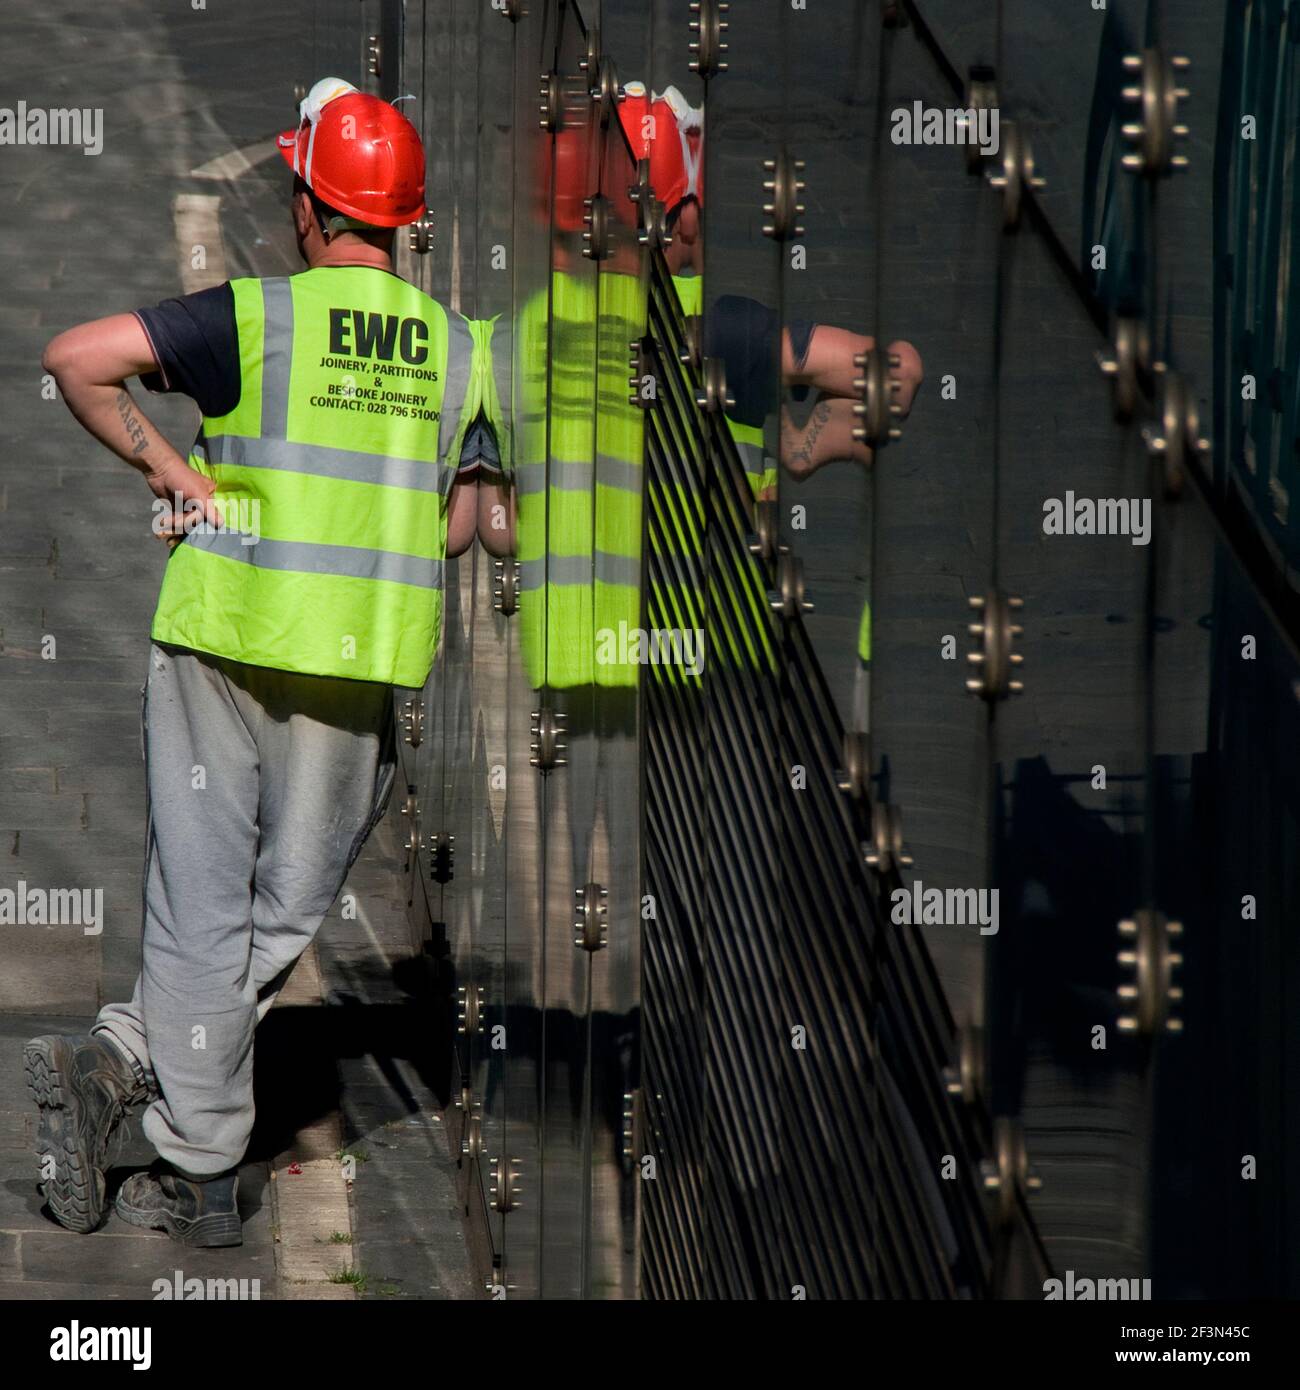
[514, 455, 641, 496]
[203, 433, 453, 495]
[260, 278, 294, 440]
[184, 527, 444, 589]
[437, 312, 474, 461]
[519, 553, 640, 588]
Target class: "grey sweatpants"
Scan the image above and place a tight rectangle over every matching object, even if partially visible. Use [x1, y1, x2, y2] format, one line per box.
[93, 643, 397, 1177]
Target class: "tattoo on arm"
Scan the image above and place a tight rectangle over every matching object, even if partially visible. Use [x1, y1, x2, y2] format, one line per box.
[788, 399, 832, 472]
[115, 389, 150, 458]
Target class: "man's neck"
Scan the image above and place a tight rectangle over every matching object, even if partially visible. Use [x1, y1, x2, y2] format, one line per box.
[307, 238, 394, 272]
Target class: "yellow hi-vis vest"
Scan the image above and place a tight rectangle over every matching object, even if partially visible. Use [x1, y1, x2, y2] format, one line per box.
[514, 268, 647, 690]
[151, 267, 480, 687]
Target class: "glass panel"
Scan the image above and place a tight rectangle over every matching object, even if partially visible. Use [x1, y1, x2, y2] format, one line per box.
[989, 218, 1153, 1286]
[584, 94, 646, 1299]
[530, 1, 600, 1299]
[695, 0, 788, 1298]
[869, 0, 1002, 1102]
[488, 0, 567, 1298]
[1151, 494, 1300, 1296]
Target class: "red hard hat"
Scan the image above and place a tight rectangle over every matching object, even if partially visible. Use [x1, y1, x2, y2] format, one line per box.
[278, 79, 426, 228]
[618, 83, 703, 213]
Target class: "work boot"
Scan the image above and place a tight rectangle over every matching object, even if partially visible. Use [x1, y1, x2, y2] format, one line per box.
[115, 1162, 243, 1248]
[24, 1033, 151, 1234]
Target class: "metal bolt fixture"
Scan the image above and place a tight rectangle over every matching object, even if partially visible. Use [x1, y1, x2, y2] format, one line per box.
[863, 801, 913, 875]
[634, 191, 670, 252]
[966, 591, 1025, 701]
[748, 499, 784, 565]
[958, 66, 998, 172]
[493, 557, 519, 616]
[694, 356, 734, 414]
[408, 214, 433, 256]
[461, 1114, 483, 1160]
[678, 313, 704, 372]
[456, 983, 482, 1036]
[621, 1090, 640, 1170]
[400, 790, 420, 862]
[688, 0, 730, 77]
[1117, 911, 1184, 1036]
[980, 1117, 1043, 1226]
[580, 25, 601, 78]
[591, 55, 624, 126]
[761, 151, 806, 241]
[629, 336, 650, 408]
[530, 706, 567, 771]
[574, 881, 610, 951]
[1096, 316, 1150, 422]
[489, 1155, 521, 1213]
[538, 71, 561, 132]
[836, 730, 872, 801]
[769, 552, 814, 619]
[942, 1026, 985, 1107]
[429, 831, 454, 884]
[852, 347, 904, 447]
[987, 120, 1045, 230]
[1120, 50, 1190, 176]
[401, 699, 424, 749]
[292, 82, 307, 110]
[1142, 367, 1209, 497]
[366, 35, 382, 79]
[581, 194, 611, 260]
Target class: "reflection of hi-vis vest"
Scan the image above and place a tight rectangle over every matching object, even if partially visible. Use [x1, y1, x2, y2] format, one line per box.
[672, 274, 777, 500]
[643, 276, 777, 689]
[516, 269, 646, 690]
[151, 266, 479, 687]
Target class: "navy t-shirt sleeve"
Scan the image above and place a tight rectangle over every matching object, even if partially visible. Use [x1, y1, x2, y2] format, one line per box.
[134, 282, 241, 420]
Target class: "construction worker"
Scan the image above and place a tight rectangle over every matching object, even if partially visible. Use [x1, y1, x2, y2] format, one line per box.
[26, 78, 491, 1247]
[618, 82, 923, 491]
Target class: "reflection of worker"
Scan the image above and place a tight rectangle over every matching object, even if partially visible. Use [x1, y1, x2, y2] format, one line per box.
[471, 112, 646, 1016]
[28, 79, 488, 1247]
[620, 83, 923, 491]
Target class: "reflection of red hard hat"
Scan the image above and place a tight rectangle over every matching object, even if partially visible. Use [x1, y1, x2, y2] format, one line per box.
[551, 120, 594, 232]
[618, 83, 703, 212]
[277, 78, 426, 227]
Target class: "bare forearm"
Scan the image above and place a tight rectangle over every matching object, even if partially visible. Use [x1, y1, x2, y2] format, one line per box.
[43, 312, 187, 481]
[43, 313, 215, 524]
[58, 378, 187, 482]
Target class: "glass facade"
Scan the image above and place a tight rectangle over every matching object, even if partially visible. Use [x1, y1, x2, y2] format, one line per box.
[363, 0, 1300, 1298]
